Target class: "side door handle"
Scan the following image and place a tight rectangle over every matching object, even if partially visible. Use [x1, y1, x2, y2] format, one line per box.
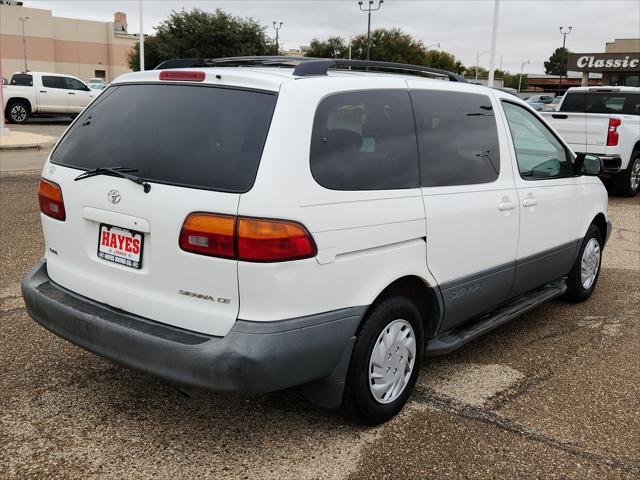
[523, 197, 538, 207]
[498, 200, 516, 211]
[68, 92, 76, 95]
[552, 114, 568, 119]
[40, 90, 47, 93]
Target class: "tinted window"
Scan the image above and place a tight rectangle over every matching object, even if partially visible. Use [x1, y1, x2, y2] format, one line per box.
[10, 74, 32, 86]
[42, 76, 65, 89]
[64, 77, 87, 91]
[586, 93, 640, 115]
[411, 90, 500, 187]
[559, 92, 585, 113]
[51, 84, 276, 193]
[310, 90, 419, 190]
[502, 102, 572, 180]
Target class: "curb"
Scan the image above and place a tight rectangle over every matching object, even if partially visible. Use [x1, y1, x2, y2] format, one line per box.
[0, 140, 56, 152]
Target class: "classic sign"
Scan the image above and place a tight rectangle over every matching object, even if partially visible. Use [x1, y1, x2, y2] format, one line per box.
[567, 52, 640, 72]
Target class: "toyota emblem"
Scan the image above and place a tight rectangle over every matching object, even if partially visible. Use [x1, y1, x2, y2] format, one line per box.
[108, 190, 121, 204]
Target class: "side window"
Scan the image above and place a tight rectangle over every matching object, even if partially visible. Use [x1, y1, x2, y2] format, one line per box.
[64, 77, 87, 91]
[502, 102, 573, 180]
[10, 74, 32, 86]
[42, 76, 65, 89]
[310, 90, 419, 190]
[411, 90, 500, 187]
[586, 93, 640, 115]
[559, 92, 585, 113]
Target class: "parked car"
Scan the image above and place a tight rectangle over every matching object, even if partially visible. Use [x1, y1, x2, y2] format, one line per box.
[544, 95, 564, 111]
[87, 78, 108, 90]
[542, 86, 640, 196]
[2, 72, 96, 123]
[525, 94, 555, 112]
[22, 58, 611, 425]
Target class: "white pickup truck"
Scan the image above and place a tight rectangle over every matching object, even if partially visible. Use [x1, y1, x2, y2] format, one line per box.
[542, 86, 640, 196]
[2, 72, 97, 124]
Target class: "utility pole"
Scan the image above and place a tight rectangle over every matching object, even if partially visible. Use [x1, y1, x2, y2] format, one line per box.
[273, 22, 283, 55]
[487, 0, 500, 88]
[358, 0, 383, 60]
[19, 16, 29, 72]
[139, 0, 145, 71]
[558, 26, 572, 94]
[476, 50, 490, 81]
[518, 60, 530, 92]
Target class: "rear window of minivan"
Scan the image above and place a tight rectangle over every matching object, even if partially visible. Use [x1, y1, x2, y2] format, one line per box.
[51, 84, 277, 193]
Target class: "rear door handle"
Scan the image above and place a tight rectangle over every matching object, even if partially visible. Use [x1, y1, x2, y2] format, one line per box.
[498, 201, 516, 211]
[552, 114, 568, 119]
[523, 198, 538, 207]
[40, 90, 47, 93]
[68, 92, 75, 95]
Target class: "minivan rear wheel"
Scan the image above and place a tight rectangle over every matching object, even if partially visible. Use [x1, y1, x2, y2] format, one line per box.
[342, 296, 423, 425]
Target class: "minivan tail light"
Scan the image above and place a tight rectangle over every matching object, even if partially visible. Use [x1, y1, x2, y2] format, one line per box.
[607, 118, 621, 146]
[179, 213, 236, 259]
[179, 214, 316, 262]
[237, 217, 316, 262]
[38, 178, 66, 221]
[159, 70, 205, 82]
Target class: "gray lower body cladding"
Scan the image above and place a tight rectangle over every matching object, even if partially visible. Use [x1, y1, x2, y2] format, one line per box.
[21, 259, 365, 397]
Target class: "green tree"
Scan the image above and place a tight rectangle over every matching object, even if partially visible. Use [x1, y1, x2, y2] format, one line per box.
[128, 8, 274, 70]
[305, 28, 466, 74]
[305, 36, 349, 59]
[544, 47, 572, 76]
[464, 66, 489, 79]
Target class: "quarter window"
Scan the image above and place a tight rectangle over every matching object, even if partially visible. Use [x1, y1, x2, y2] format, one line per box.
[310, 90, 419, 190]
[502, 102, 572, 180]
[411, 90, 500, 187]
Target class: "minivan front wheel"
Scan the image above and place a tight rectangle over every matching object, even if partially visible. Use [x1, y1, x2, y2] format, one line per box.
[342, 296, 423, 425]
[564, 225, 603, 302]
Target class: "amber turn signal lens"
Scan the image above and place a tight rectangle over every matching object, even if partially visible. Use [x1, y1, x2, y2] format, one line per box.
[179, 213, 236, 258]
[38, 178, 66, 221]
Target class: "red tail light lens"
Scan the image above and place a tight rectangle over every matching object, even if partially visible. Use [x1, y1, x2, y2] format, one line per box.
[238, 217, 316, 262]
[607, 118, 621, 146]
[179, 213, 236, 258]
[179, 213, 316, 262]
[38, 178, 66, 221]
[159, 70, 205, 82]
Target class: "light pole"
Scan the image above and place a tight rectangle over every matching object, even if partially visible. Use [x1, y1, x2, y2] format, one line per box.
[19, 16, 29, 72]
[475, 50, 490, 81]
[487, 0, 500, 88]
[518, 60, 530, 92]
[558, 26, 572, 94]
[139, 0, 144, 71]
[358, 0, 383, 60]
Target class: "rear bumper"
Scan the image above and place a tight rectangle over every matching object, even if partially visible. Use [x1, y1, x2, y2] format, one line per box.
[21, 259, 364, 396]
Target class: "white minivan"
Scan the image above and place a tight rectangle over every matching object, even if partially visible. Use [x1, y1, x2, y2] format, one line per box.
[22, 57, 611, 425]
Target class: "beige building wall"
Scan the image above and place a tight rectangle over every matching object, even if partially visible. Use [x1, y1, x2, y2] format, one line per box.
[0, 4, 137, 82]
[605, 38, 640, 53]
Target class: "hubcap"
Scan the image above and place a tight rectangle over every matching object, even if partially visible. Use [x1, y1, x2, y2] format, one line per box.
[630, 158, 640, 192]
[580, 238, 601, 290]
[368, 319, 416, 404]
[11, 105, 26, 122]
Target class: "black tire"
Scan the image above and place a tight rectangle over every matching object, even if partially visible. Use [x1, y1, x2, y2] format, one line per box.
[611, 151, 640, 197]
[342, 296, 424, 425]
[564, 225, 603, 302]
[6, 100, 30, 124]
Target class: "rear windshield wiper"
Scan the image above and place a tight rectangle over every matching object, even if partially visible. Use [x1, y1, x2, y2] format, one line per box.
[74, 166, 151, 193]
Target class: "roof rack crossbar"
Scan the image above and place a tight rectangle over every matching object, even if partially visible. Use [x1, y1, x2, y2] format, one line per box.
[154, 56, 467, 83]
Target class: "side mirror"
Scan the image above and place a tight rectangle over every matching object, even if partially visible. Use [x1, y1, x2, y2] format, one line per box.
[575, 153, 603, 176]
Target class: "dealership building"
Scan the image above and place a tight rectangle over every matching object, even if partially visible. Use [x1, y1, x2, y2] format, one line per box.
[0, 1, 137, 82]
[568, 38, 640, 87]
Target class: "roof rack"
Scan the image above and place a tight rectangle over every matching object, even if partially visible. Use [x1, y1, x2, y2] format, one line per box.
[153, 56, 467, 83]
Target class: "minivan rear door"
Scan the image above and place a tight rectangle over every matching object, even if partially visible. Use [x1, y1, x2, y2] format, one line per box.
[43, 83, 277, 336]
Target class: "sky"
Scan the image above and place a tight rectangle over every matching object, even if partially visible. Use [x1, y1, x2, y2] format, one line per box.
[22, 0, 640, 74]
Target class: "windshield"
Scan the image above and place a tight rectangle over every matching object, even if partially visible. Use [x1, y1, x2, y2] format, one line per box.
[51, 84, 277, 193]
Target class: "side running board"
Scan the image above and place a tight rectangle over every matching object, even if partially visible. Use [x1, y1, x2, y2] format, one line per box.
[425, 279, 567, 356]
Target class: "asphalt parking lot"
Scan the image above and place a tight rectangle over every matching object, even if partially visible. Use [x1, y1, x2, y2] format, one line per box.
[0, 170, 639, 479]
